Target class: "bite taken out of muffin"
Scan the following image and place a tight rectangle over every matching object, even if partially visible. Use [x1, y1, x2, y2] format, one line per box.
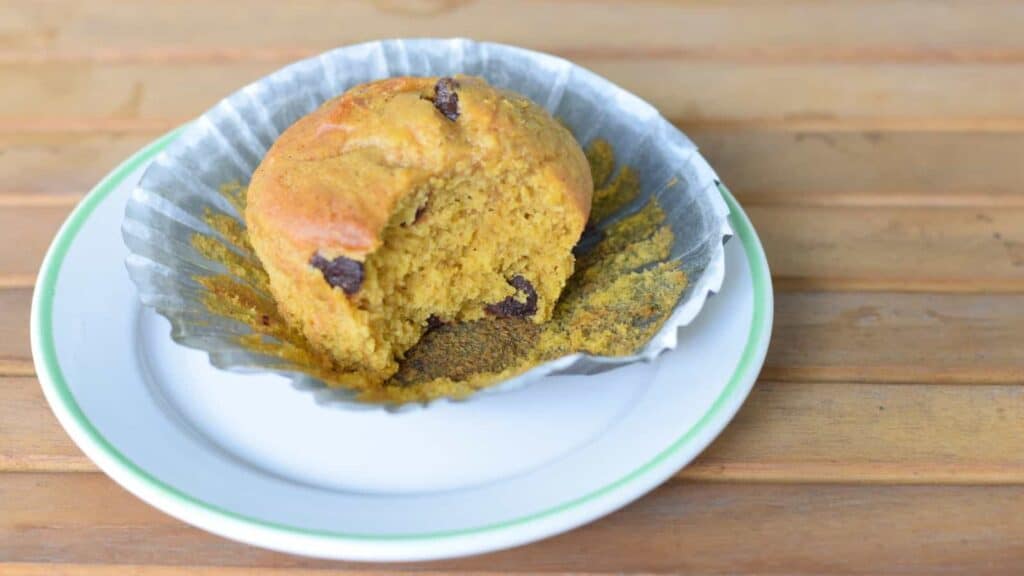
[245, 75, 593, 386]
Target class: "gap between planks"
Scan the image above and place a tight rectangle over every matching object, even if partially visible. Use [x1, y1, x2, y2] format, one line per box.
[6, 460, 1024, 487]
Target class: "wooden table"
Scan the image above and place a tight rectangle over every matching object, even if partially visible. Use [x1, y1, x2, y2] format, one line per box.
[3, 2, 1024, 574]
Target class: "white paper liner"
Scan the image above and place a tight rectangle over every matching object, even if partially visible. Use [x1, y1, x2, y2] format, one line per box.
[122, 39, 731, 409]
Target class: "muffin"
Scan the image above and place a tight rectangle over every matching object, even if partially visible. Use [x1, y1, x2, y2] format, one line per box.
[246, 75, 593, 385]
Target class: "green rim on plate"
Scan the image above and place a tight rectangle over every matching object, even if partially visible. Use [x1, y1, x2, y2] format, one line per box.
[32, 128, 772, 542]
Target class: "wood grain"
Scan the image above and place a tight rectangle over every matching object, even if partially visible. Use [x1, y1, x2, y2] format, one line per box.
[692, 130, 1024, 207]
[3, 473, 1023, 574]
[4, 61, 1024, 134]
[6, 374, 1024, 483]
[3, 1, 1023, 63]
[6, 130, 1024, 207]
[0, 207, 68, 285]
[768, 292, 1024, 384]
[750, 205, 1024, 292]
[0, 290, 31, 370]
[0, 132, 155, 197]
[0, 376, 93, 472]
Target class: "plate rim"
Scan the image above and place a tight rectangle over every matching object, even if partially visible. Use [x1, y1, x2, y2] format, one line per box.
[30, 129, 773, 559]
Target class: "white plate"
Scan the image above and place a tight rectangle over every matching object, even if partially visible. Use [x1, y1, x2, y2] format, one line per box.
[31, 131, 773, 562]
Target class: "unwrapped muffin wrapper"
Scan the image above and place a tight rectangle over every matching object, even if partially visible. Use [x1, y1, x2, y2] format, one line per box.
[123, 39, 731, 409]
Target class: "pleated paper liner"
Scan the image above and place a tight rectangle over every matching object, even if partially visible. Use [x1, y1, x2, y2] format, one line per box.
[122, 39, 731, 409]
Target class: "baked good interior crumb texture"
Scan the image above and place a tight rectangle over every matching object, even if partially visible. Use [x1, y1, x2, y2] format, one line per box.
[246, 76, 593, 385]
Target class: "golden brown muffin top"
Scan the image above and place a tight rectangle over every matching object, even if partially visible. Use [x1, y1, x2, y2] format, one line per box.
[246, 76, 592, 259]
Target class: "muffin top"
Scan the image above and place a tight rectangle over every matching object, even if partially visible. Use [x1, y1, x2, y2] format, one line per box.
[246, 76, 592, 260]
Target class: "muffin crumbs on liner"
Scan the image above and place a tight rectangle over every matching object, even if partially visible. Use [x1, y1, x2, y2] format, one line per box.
[192, 140, 688, 403]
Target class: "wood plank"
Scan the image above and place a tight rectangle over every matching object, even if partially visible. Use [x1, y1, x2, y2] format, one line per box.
[7, 130, 1024, 206]
[0, 377, 91, 472]
[3, 473, 1023, 574]
[748, 205, 1024, 292]
[5, 203, 1024, 291]
[0, 207, 66, 283]
[3, 61, 1024, 134]
[0, 132, 154, 197]
[607, 61, 1024, 132]
[3, 1, 1023, 64]
[697, 381, 1024, 483]
[0, 289, 32, 372]
[7, 374, 1024, 483]
[768, 292, 1024, 384]
[692, 130, 1024, 207]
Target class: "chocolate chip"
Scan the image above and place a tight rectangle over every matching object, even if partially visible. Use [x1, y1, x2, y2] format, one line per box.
[425, 314, 446, 331]
[433, 77, 460, 121]
[260, 314, 271, 327]
[310, 252, 364, 294]
[485, 275, 538, 318]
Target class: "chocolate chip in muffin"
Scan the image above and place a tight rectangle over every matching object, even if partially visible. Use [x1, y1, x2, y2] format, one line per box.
[310, 253, 364, 295]
[433, 77, 460, 121]
[425, 314, 446, 332]
[485, 275, 538, 318]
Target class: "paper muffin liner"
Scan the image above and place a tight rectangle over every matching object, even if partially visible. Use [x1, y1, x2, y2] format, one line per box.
[122, 38, 731, 409]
